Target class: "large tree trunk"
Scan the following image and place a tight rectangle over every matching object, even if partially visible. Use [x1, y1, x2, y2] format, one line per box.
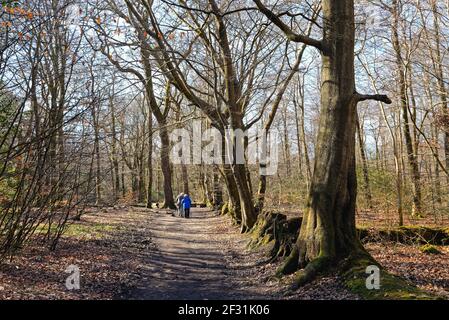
[229, 119, 257, 232]
[159, 123, 176, 209]
[277, 0, 376, 282]
[208, 0, 257, 231]
[212, 170, 223, 208]
[222, 164, 242, 224]
[140, 44, 175, 209]
[298, 0, 362, 267]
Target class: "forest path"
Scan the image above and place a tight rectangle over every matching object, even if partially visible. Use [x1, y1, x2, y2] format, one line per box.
[125, 208, 271, 300]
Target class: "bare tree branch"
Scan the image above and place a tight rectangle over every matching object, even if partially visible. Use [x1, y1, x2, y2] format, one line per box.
[356, 93, 393, 104]
[253, 0, 324, 51]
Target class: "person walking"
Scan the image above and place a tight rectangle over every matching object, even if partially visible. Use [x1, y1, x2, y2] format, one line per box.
[176, 193, 184, 217]
[182, 194, 192, 219]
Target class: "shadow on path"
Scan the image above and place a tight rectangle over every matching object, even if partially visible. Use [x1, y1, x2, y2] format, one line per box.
[124, 208, 266, 300]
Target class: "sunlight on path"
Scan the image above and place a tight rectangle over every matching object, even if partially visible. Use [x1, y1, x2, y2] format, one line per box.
[126, 208, 263, 300]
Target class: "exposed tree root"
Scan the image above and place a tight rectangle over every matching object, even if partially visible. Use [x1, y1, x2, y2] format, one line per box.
[221, 202, 229, 216]
[276, 247, 299, 277]
[248, 211, 301, 262]
[279, 250, 440, 299]
[247, 210, 445, 299]
[290, 256, 332, 290]
[224, 203, 242, 226]
[339, 253, 439, 300]
[274, 244, 442, 299]
[358, 226, 449, 245]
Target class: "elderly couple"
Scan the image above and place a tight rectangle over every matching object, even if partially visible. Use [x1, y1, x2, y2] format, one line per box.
[176, 193, 192, 218]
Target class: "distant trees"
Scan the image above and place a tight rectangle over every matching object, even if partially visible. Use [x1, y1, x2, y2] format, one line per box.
[0, 0, 89, 258]
[87, 2, 177, 209]
[365, 0, 449, 218]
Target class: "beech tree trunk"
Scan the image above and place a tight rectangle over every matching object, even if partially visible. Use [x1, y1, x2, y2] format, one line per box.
[255, 0, 392, 280]
[229, 119, 257, 232]
[159, 123, 175, 209]
[212, 170, 223, 208]
[295, 0, 363, 270]
[223, 164, 242, 224]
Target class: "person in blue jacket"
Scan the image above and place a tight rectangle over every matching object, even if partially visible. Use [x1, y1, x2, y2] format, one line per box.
[182, 194, 192, 219]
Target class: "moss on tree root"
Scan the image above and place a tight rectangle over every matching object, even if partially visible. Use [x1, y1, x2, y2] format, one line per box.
[284, 252, 440, 299]
[419, 244, 442, 255]
[224, 203, 242, 226]
[248, 211, 301, 262]
[292, 255, 332, 289]
[340, 254, 439, 300]
[249, 213, 449, 254]
[221, 202, 229, 216]
[358, 226, 449, 245]
[248, 212, 446, 299]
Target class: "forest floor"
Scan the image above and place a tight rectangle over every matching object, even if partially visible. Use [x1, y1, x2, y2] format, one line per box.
[0, 207, 448, 300]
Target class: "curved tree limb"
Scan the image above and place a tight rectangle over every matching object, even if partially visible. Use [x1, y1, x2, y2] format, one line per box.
[253, 0, 324, 52]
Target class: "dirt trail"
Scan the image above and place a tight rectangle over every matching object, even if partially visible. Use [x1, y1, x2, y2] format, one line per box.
[2, 207, 445, 300]
[125, 208, 272, 300]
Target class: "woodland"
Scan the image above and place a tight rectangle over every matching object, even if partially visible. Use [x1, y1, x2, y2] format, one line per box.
[0, 0, 449, 300]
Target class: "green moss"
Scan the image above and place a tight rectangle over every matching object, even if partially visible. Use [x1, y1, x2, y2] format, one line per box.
[221, 202, 229, 216]
[67, 223, 116, 238]
[227, 205, 240, 225]
[358, 226, 449, 246]
[276, 247, 299, 277]
[205, 200, 213, 208]
[248, 212, 301, 268]
[260, 234, 274, 245]
[345, 271, 435, 300]
[289, 255, 332, 288]
[419, 244, 442, 255]
[342, 256, 438, 300]
[35, 222, 116, 240]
